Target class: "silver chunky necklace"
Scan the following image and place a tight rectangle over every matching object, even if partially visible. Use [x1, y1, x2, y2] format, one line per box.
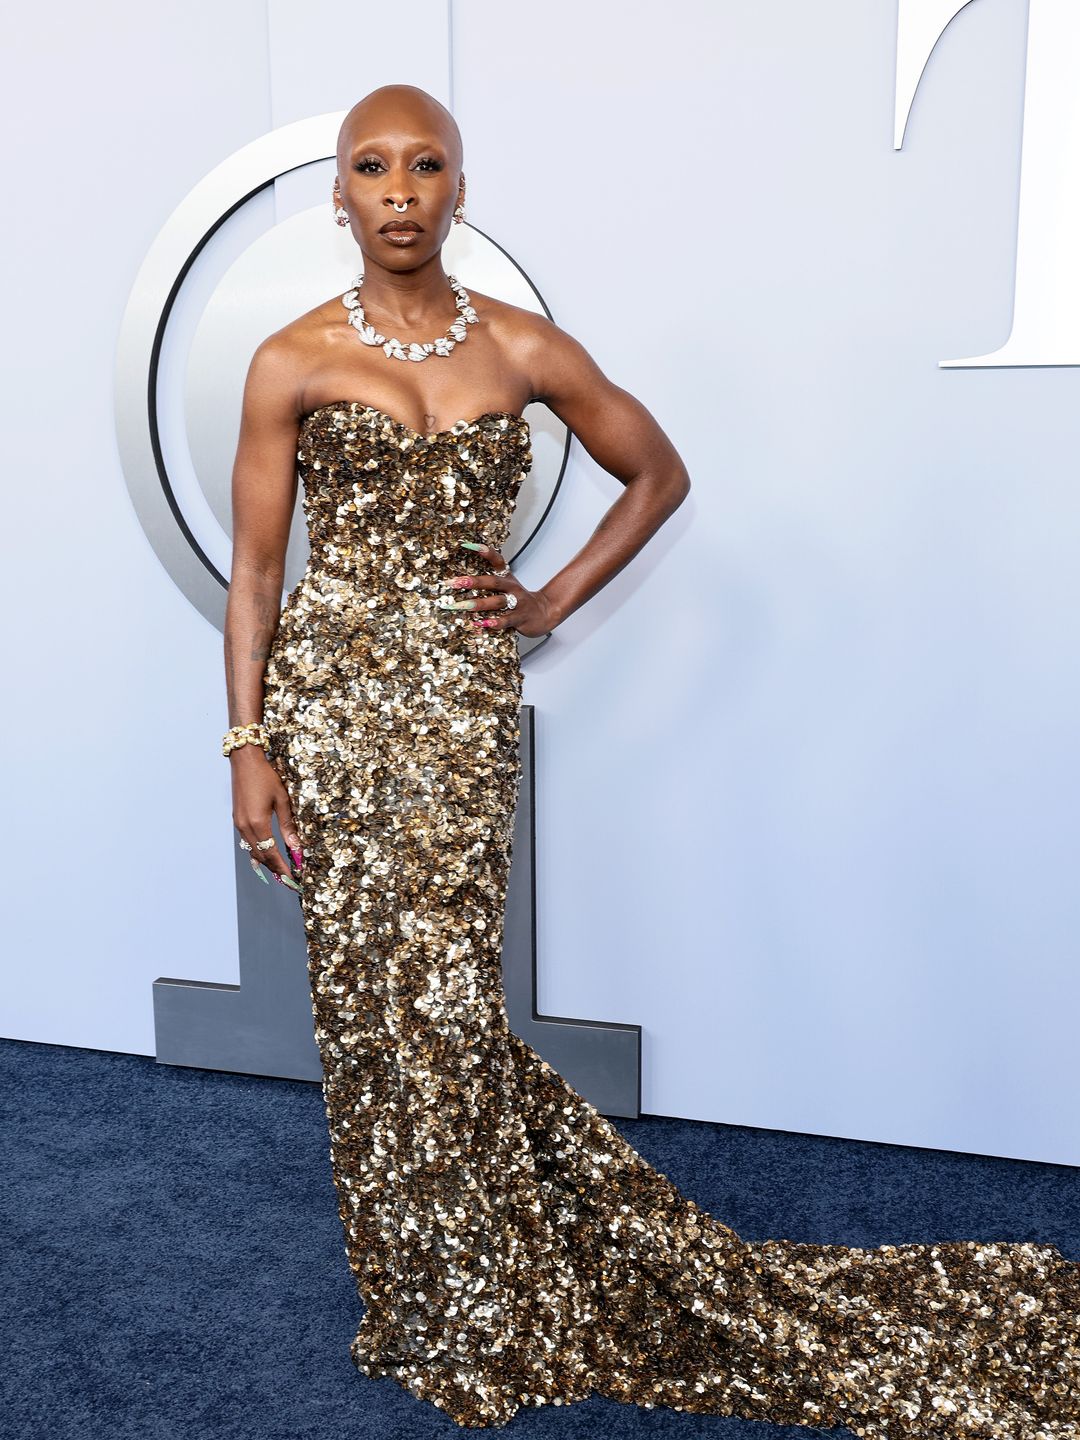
[341, 272, 479, 362]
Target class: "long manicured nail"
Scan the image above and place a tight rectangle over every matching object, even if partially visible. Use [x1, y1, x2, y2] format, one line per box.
[460, 540, 486, 551]
[276, 873, 303, 893]
[252, 865, 270, 885]
[436, 597, 476, 610]
[288, 845, 304, 872]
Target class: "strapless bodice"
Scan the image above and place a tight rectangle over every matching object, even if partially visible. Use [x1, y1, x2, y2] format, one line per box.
[295, 401, 531, 578]
[269, 400, 532, 668]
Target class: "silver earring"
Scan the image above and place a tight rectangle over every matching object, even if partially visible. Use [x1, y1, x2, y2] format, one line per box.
[333, 202, 349, 226]
[453, 198, 466, 225]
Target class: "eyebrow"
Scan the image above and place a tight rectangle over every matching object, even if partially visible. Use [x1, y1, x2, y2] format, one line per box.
[349, 139, 446, 157]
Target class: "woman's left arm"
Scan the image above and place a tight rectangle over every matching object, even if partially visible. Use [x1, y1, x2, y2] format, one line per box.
[455, 313, 691, 638]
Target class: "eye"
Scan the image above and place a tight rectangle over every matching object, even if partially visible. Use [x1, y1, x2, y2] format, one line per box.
[353, 156, 444, 175]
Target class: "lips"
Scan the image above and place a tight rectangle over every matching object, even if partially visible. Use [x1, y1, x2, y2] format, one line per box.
[379, 221, 422, 233]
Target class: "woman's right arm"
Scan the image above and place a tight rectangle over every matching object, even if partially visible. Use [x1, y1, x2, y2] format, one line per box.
[223, 336, 305, 888]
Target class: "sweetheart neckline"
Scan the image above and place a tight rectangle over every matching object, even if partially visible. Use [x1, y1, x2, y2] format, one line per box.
[300, 400, 530, 444]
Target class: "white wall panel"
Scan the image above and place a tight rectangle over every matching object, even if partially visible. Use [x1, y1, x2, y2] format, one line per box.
[5, 0, 1080, 1165]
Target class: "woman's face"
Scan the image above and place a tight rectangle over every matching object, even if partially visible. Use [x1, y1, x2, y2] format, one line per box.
[335, 118, 463, 265]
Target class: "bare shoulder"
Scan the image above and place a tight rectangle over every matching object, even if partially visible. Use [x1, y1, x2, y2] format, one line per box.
[466, 292, 603, 407]
[472, 292, 687, 486]
[243, 296, 341, 426]
[486, 299, 627, 417]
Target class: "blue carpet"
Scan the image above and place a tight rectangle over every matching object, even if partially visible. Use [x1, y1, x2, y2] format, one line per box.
[3, 1036, 1078, 1439]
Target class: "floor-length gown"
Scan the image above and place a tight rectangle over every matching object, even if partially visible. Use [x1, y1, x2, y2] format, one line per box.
[261, 399, 1080, 1435]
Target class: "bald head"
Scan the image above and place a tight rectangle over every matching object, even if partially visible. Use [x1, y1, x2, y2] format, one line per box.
[336, 84, 463, 179]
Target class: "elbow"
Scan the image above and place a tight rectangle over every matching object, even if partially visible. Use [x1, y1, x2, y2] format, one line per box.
[668, 465, 691, 511]
[230, 549, 287, 588]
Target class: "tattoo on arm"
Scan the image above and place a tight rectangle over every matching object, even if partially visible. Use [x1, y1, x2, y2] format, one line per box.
[225, 580, 284, 726]
[248, 585, 281, 661]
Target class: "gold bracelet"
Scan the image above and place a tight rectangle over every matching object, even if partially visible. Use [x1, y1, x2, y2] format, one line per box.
[222, 722, 269, 758]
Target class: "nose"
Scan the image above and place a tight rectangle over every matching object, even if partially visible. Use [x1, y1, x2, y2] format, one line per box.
[384, 168, 416, 210]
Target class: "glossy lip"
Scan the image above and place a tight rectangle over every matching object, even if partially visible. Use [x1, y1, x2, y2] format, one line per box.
[382, 230, 421, 245]
[379, 221, 422, 233]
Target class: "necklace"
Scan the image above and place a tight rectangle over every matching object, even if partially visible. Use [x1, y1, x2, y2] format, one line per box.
[341, 272, 479, 362]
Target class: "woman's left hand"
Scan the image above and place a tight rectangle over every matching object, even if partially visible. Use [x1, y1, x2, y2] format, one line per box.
[442, 542, 559, 639]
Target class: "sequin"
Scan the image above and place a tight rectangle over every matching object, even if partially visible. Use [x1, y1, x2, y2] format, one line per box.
[261, 401, 1080, 1433]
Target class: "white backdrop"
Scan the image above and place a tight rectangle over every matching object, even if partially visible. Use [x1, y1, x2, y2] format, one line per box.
[5, 0, 1080, 1166]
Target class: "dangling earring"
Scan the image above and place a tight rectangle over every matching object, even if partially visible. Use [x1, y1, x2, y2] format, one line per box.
[453, 175, 466, 225]
[332, 197, 349, 226]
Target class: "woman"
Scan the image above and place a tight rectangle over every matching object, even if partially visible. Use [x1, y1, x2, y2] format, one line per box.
[223, 84, 1080, 1434]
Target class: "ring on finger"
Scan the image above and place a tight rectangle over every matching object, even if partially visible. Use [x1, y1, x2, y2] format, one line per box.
[504, 592, 518, 610]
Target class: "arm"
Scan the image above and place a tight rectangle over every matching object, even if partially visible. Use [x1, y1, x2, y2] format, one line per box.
[224, 335, 301, 729]
[528, 315, 691, 629]
[223, 336, 305, 886]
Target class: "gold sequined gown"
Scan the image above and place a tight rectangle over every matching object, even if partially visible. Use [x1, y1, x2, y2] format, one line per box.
[262, 401, 1080, 1435]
